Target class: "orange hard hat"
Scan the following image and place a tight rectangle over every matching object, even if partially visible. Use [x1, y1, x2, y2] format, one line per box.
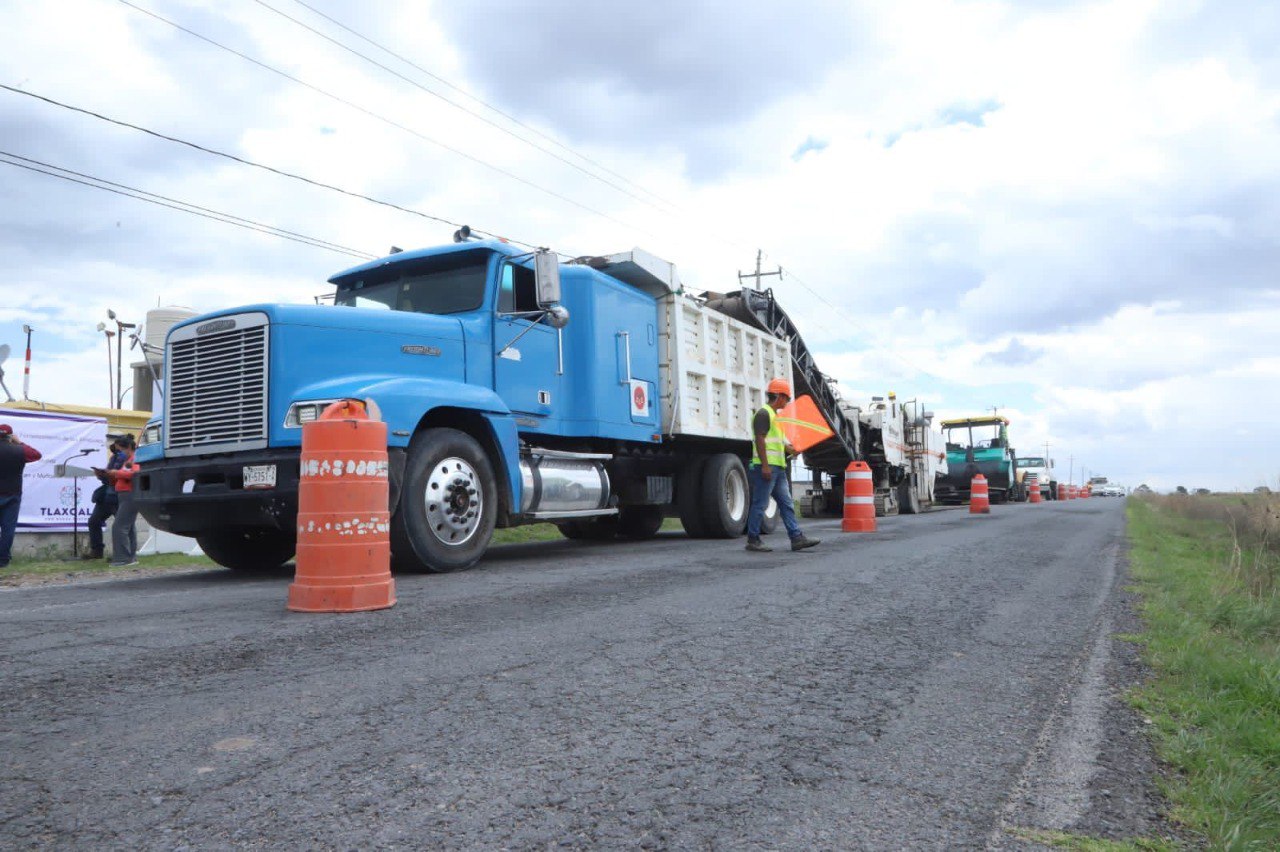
[767, 378, 792, 398]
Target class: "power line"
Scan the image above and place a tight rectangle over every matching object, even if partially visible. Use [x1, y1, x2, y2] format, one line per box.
[0, 83, 540, 251]
[761, 256, 950, 384]
[284, 0, 678, 213]
[115, 0, 660, 242]
[251, 0, 677, 215]
[0, 150, 375, 260]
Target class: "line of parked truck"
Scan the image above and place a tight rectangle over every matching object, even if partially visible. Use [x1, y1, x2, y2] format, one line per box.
[132, 236, 1073, 573]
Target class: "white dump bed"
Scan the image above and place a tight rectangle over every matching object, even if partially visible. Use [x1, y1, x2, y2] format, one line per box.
[657, 293, 793, 439]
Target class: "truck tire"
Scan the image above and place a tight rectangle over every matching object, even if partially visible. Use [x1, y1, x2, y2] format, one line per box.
[700, 453, 749, 538]
[897, 480, 922, 515]
[197, 526, 294, 572]
[1048, 481, 1058, 500]
[760, 496, 779, 534]
[618, 506, 664, 540]
[676, 457, 709, 538]
[559, 515, 620, 540]
[392, 427, 497, 573]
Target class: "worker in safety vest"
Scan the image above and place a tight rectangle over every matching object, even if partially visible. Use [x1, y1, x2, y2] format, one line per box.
[745, 379, 820, 553]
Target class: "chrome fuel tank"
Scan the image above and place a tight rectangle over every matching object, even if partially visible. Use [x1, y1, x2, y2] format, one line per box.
[519, 455, 611, 514]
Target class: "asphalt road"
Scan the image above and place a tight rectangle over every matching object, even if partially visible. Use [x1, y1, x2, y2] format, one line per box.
[1, 498, 1156, 850]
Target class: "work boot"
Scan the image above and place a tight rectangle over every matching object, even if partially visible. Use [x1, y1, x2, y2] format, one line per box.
[81, 551, 103, 561]
[790, 536, 821, 552]
[745, 539, 773, 553]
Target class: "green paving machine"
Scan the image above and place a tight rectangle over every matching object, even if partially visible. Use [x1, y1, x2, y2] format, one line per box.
[935, 415, 1020, 504]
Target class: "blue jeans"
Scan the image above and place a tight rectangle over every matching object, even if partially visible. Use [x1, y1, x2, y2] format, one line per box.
[0, 494, 21, 567]
[111, 490, 138, 564]
[747, 464, 803, 541]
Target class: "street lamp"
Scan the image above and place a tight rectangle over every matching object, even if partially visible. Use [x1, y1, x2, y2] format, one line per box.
[96, 321, 115, 410]
[107, 309, 136, 409]
[21, 324, 32, 400]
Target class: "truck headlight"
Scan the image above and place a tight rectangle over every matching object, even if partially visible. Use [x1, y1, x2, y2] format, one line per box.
[285, 400, 341, 428]
[139, 420, 162, 446]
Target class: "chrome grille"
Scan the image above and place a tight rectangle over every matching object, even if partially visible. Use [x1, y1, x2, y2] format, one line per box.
[165, 312, 269, 455]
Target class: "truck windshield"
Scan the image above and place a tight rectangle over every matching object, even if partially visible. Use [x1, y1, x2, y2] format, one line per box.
[1017, 457, 1046, 467]
[334, 252, 488, 315]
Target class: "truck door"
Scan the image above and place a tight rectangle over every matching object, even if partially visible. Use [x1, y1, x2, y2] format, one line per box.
[493, 260, 561, 418]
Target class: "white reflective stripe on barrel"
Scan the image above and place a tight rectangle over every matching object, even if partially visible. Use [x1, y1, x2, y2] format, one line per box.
[844, 496, 875, 505]
[845, 471, 873, 479]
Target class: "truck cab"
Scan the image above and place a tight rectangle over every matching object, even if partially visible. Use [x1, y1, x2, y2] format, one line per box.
[1014, 456, 1057, 501]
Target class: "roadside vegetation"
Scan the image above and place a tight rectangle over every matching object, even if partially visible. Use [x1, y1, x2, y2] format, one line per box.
[1126, 492, 1280, 849]
[1, 551, 215, 582]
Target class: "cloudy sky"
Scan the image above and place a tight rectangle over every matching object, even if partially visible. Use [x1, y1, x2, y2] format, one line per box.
[2, 0, 1278, 491]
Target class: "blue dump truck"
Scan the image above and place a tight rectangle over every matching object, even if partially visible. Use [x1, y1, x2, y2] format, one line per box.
[133, 238, 818, 572]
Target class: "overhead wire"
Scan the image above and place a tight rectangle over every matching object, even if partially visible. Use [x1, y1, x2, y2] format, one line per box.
[250, 0, 677, 215]
[282, 0, 679, 212]
[0, 150, 376, 260]
[114, 0, 664, 243]
[0, 83, 541, 252]
[764, 255, 950, 384]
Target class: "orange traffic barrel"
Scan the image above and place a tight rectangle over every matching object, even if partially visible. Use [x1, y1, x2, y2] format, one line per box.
[287, 399, 396, 613]
[1057, 482, 1066, 501]
[842, 461, 876, 532]
[1027, 473, 1042, 504]
[970, 474, 991, 514]
[1067, 484, 1077, 500]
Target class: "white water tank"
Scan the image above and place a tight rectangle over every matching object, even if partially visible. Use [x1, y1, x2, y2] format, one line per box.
[144, 307, 196, 364]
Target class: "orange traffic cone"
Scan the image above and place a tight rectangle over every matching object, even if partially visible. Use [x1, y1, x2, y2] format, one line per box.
[1028, 473, 1042, 504]
[287, 400, 396, 613]
[970, 474, 991, 514]
[842, 461, 876, 532]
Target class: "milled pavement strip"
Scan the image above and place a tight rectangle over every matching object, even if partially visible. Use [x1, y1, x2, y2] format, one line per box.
[984, 529, 1123, 849]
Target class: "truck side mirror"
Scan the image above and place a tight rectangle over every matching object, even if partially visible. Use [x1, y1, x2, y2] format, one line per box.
[534, 250, 561, 307]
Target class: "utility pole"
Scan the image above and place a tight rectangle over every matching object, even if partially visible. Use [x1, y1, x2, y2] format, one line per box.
[738, 250, 781, 291]
[1068, 454, 1074, 486]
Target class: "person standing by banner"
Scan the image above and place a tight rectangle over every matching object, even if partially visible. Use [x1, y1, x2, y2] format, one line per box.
[0, 423, 44, 569]
[84, 439, 126, 561]
[97, 435, 139, 568]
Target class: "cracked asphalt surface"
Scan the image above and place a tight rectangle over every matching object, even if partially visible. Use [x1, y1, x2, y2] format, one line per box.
[1, 499, 1156, 849]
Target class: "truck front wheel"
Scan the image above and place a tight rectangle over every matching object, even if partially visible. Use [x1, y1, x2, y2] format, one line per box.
[392, 428, 497, 573]
[197, 527, 295, 572]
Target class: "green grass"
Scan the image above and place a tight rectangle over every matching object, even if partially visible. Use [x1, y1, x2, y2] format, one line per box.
[1010, 827, 1175, 851]
[1126, 498, 1280, 850]
[3, 551, 215, 579]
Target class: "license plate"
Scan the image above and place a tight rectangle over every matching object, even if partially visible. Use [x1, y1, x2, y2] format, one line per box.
[243, 464, 277, 490]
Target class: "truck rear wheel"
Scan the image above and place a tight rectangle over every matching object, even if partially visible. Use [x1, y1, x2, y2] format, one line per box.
[700, 453, 749, 538]
[618, 506, 664, 540]
[392, 428, 497, 573]
[760, 496, 779, 534]
[197, 527, 294, 572]
[676, 457, 708, 538]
